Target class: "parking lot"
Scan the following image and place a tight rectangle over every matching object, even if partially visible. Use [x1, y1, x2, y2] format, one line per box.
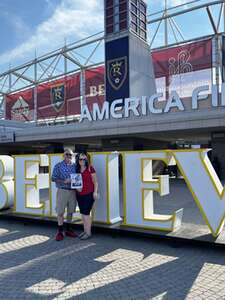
[0, 219, 225, 299]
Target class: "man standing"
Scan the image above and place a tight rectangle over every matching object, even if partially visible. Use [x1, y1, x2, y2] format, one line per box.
[52, 148, 77, 241]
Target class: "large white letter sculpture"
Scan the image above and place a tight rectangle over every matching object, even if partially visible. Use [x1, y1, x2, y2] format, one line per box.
[2, 150, 225, 237]
[122, 151, 183, 231]
[173, 149, 225, 237]
[0, 155, 14, 210]
[91, 152, 122, 224]
[14, 155, 49, 216]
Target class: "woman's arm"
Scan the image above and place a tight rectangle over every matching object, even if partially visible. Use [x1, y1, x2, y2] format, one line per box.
[91, 173, 98, 200]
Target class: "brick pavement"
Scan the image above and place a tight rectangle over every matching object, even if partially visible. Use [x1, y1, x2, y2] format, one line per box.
[0, 219, 225, 300]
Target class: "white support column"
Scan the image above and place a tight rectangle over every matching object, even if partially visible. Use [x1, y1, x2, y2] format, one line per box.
[80, 68, 86, 114]
[164, 0, 168, 46]
[34, 58, 37, 124]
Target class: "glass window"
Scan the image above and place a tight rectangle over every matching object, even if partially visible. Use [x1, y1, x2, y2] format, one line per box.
[120, 20, 127, 30]
[114, 23, 120, 33]
[114, 0, 119, 5]
[131, 0, 138, 5]
[119, 3, 127, 11]
[131, 3, 137, 14]
[106, 25, 114, 34]
[114, 14, 119, 23]
[140, 2, 146, 13]
[106, 16, 114, 25]
[106, 7, 114, 17]
[140, 12, 146, 21]
[120, 11, 127, 21]
[114, 5, 119, 14]
[106, 0, 114, 7]
[140, 20, 146, 30]
[131, 22, 137, 33]
[140, 29, 146, 40]
[131, 13, 137, 24]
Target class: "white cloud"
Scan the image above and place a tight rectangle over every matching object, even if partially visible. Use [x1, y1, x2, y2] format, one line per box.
[0, 0, 103, 66]
[0, 0, 191, 69]
[152, 0, 188, 8]
[169, 0, 188, 5]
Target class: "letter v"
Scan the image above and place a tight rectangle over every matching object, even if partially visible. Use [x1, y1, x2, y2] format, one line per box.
[172, 149, 225, 237]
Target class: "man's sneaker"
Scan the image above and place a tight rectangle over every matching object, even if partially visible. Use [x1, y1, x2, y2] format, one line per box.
[55, 231, 64, 241]
[80, 233, 92, 240]
[65, 230, 77, 238]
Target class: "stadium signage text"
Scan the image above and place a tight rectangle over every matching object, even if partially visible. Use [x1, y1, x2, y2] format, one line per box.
[80, 84, 224, 122]
[0, 150, 224, 237]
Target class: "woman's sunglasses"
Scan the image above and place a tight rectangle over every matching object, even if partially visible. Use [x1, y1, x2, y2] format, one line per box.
[79, 158, 86, 161]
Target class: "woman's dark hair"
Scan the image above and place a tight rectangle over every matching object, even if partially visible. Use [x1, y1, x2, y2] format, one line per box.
[75, 152, 89, 173]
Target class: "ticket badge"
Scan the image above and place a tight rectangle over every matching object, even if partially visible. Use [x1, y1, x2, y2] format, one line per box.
[71, 173, 83, 189]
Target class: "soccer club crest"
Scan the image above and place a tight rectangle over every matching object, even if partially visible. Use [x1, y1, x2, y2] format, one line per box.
[107, 56, 128, 90]
[51, 84, 65, 112]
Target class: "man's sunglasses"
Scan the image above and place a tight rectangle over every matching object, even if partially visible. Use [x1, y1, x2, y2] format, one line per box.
[65, 153, 73, 157]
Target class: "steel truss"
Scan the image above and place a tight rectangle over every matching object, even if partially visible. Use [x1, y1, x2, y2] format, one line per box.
[148, 0, 225, 47]
[0, 0, 224, 123]
[0, 31, 104, 92]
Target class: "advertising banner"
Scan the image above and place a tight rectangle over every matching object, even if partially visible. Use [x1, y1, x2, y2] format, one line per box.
[5, 89, 34, 121]
[105, 36, 129, 103]
[37, 72, 81, 119]
[152, 39, 212, 78]
[5, 38, 213, 122]
[85, 66, 105, 110]
[152, 39, 212, 99]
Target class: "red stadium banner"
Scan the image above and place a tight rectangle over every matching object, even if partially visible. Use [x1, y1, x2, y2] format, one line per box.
[37, 72, 80, 119]
[152, 39, 212, 99]
[152, 39, 212, 79]
[5, 39, 213, 122]
[5, 89, 34, 121]
[85, 66, 105, 110]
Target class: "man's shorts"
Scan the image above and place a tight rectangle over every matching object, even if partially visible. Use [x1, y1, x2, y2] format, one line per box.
[55, 189, 77, 215]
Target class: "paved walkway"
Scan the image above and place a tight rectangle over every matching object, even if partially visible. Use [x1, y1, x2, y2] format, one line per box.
[0, 219, 225, 300]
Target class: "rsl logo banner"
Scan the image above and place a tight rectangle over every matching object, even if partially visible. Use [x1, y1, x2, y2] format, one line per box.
[105, 36, 130, 103]
[51, 84, 65, 112]
[107, 57, 128, 90]
[37, 73, 80, 119]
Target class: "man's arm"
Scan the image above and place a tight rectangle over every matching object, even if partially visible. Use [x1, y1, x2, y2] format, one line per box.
[53, 178, 66, 184]
[51, 163, 71, 184]
[51, 164, 64, 184]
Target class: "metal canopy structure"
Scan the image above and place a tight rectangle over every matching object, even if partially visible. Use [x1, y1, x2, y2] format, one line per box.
[149, 0, 225, 47]
[0, 0, 224, 122]
[0, 31, 104, 94]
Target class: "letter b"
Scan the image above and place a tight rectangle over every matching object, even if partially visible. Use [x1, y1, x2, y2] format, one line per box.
[0, 156, 14, 210]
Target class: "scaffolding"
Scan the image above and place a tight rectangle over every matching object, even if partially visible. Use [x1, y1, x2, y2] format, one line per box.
[0, 0, 224, 124]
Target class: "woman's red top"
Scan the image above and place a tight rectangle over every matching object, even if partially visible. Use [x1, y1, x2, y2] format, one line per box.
[78, 166, 95, 195]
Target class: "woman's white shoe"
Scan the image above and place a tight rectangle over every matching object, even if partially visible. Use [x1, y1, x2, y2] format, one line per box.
[78, 232, 85, 238]
[80, 233, 92, 240]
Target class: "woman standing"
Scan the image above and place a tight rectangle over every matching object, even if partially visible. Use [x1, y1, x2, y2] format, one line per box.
[76, 152, 98, 240]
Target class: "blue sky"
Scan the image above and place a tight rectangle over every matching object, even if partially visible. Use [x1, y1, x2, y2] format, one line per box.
[0, 0, 222, 73]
